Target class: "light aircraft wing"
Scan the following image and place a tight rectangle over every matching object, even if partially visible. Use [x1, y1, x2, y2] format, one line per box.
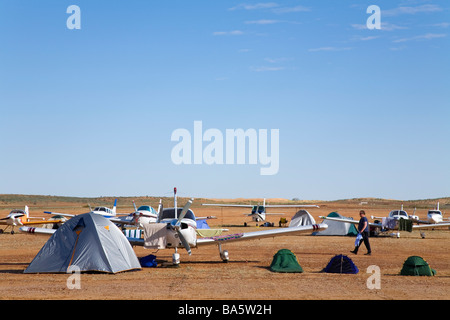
[108, 216, 134, 225]
[19, 226, 56, 235]
[44, 211, 76, 218]
[21, 219, 63, 226]
[412, 222, 450, 229]
[195, 223, 327, 246]
[319, 216, 381, 228]
[264, 205, 319, 208]
[195, 216, 217, 220]
[45, 211, 132, 225]
[202, 204, 254, 208]
[264, 212, 289, 215]
[1, 217, 63, 226]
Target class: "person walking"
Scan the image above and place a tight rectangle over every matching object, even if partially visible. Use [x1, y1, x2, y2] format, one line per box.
[351, 210, 372, 255]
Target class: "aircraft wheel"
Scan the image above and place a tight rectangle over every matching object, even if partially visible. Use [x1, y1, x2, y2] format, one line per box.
[220, 250, 229, 262]
[172, 252, 180, 265]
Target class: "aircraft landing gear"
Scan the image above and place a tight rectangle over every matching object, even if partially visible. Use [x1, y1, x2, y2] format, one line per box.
[172, 248, 181, 265]
[218, 243, 229, 262]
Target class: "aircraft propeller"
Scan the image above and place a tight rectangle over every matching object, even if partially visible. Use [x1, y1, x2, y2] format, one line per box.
[169, 198, 193, 255]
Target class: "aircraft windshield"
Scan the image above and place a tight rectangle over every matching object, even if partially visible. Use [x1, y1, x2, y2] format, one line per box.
[251, 205, 265, 214]
[389, 210, 408, 218]
[138, 205, 151, 212]
[160, 208, 196, 221]
[428, 210, 442, 216]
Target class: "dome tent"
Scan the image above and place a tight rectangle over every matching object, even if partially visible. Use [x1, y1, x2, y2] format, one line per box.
[400, 256, 436, 276]
[322, 254, 359, 274]
[314, 212, 358, 236]
[24, 212, 141, 274]
[289, 210, 316, 227]
[269, 249, 303, 273]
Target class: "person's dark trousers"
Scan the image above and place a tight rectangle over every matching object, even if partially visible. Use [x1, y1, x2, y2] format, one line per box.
[352, 233, 371, 254]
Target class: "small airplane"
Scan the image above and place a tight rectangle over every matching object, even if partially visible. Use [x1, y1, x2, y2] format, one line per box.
[123, 200, 161, 228]
[202, 198, 319, 226]
[370, 204, 414, 222]
[139, 197, 327, 265]
[0, 206, 63, 234]
[412, 202, 445, 225]
[319, 205, 450, 238]
[44, 199, 119, 219]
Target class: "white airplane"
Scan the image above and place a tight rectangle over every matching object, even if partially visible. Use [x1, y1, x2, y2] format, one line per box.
[44, 199, 119, 219]
[122, 200, 161, 228]
[202, 198, 319, 226]
[414, 202, 445, 225]
[21, 197, 328, 265]
[139, 197, 327, 264]
[370, 205, 413, 221]
[0, 206, 63, 234]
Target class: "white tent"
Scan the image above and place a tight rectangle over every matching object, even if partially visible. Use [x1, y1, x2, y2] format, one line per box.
[24, 212, 141, 273]
[313, 212, 358, 236]
[289, 210, 316, 227]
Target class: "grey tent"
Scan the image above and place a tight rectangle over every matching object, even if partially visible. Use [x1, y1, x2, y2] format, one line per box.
[289, 210, 316, 227]
[24, 212, 141, 274]
[313, 212, 358, 236]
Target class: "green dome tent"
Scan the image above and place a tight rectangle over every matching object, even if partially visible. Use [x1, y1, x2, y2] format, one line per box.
[269, 249, 303, 273]
[400, 256, 436, 276]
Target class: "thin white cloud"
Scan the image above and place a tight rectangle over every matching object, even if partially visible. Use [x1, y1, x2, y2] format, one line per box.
[245, 19, 280, 25]
[213, 30, 244, 36]
[264, 57, 291, 63]
[430, 22, 450, 28]
[308, 47, 353, 52]
[250, 66, 285, 72]
[393, 33, 446, 43]
[229, 2, 279, 11]
[273, 5, 310, 14]
[351, 22, 408, 31]
[382, 4, 442, 16]
[229, 3, 310, 14]
[352, 35, 380, 41]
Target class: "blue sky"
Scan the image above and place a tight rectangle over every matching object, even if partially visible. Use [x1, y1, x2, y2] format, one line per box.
[0, 1, 449, 200]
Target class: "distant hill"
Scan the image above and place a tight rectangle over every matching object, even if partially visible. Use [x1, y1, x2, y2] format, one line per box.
[0, 194, 448, 210]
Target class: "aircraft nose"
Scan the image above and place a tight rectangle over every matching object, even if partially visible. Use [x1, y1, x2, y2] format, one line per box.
[431, 215, 440, 223]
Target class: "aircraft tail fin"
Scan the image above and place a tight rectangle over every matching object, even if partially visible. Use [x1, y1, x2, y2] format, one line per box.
[25, 205, 29, 218]
[157, 199, 163, 223]
[113, 199, 117, 214]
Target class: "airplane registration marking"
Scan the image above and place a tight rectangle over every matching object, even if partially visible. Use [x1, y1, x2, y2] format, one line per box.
[209, 233, 244, 242]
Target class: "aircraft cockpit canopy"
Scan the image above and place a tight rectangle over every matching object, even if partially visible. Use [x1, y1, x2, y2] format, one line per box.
[160, 208, 196, 221]
[389, 210, 408, 218]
